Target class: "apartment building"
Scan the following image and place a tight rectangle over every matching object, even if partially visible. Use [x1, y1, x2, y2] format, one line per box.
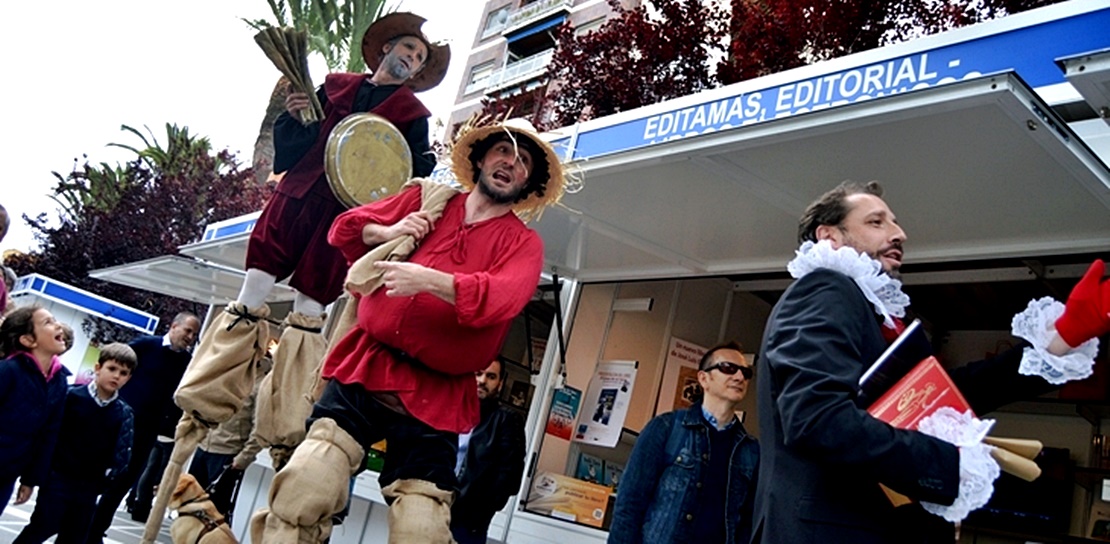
[446, 0, 638, 134]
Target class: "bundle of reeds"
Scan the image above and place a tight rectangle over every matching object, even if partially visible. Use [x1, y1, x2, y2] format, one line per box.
[254, 26, 324, 125]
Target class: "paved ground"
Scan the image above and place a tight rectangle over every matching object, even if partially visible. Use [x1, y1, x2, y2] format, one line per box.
[0, 495, 173, 544]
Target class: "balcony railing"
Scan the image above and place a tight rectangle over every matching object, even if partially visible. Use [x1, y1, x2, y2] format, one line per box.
[465, 49, 555, 95]
[504, 0, 573, 33]
[487, 49, 555, 92]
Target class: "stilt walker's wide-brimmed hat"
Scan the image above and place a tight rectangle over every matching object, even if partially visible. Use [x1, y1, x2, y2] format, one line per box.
[361, 12, 450, 93]
[451, 117, 567, 222]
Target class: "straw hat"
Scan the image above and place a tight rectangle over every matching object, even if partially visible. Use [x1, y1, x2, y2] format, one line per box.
[361, 12, 450, 93]
[450, 117, 566, 221]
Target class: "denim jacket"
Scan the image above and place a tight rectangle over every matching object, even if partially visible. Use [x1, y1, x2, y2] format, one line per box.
[608, 403, 759, 544]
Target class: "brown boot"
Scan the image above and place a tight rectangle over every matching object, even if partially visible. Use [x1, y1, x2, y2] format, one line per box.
[253, 418, 363, 543]
[254, 312, 327, 455]
[176, 303, 270, 426]
[380, 479, 456, 544]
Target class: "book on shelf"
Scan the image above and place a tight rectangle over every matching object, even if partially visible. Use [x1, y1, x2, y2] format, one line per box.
[603, 460, 624, 493]
[575, 452, 603, 484]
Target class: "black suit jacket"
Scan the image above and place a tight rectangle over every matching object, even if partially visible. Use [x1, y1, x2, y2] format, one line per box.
[452, 399, 527, 532]
[751, 269, 1053, 544]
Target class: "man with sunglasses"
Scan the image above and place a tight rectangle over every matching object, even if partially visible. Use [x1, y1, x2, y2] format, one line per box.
[609, 341, 758, 544]
[751, 181, 1108, 544]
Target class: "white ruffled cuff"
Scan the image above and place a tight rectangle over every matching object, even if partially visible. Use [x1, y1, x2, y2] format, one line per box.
[917, 408, 1000, 523]
[1012, 297, 1099, 384]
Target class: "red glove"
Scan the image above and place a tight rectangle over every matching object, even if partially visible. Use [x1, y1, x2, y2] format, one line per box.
[1055, 260, 1110, 348]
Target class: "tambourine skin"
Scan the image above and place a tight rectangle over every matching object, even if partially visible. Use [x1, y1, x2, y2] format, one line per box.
[325, 113, 413, 208]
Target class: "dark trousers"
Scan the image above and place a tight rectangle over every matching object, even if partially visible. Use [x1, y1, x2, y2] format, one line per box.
[188, 448, 234, 490]
[132, 440, 173, 521]
[310, 380, 459, 492]
[14, 472, 99, 544]
[88, 429, 156, 542]
[451, 524, 489, 544]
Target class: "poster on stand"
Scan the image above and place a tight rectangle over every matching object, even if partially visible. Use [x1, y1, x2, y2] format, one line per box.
[574, 361, 637, 448]
[656, 337, 707, 415]
[545, 386, 582, 440]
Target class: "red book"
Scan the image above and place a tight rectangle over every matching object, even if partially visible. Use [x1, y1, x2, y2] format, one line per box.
[866, 355, 973, 429]
[860, 321, 974, 506]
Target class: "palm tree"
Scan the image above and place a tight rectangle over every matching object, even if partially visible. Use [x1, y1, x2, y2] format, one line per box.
[244, 0, 388, 184]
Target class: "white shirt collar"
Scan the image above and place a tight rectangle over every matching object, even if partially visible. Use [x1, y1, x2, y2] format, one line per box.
[87, 382, 118, 407]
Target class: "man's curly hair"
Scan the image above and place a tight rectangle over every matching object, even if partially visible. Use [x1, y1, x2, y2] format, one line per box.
[467, 131, 550, 204]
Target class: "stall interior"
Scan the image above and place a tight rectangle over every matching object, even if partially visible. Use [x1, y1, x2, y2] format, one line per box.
[521, 253, 1109, 542]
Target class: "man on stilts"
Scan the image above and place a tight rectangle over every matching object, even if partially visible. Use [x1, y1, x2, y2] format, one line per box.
[251, 118, 567, 543]
[139, 12, 449, 544]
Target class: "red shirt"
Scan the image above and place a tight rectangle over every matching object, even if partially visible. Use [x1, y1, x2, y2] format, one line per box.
[324, 187, 544, 433]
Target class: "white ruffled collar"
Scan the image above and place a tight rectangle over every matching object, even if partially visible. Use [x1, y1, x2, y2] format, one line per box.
[786, 240, 909, 328]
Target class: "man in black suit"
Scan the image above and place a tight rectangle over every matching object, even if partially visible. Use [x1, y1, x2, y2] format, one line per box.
[751, 181, 1105, 544]
[451, 359, 526, 544]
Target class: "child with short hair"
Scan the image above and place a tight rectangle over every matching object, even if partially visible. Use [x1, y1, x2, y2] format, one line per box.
[0, 305, 71, 516]
[13, 342, 137, 543]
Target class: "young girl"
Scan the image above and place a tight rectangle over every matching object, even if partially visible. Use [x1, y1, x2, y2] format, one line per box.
[0, 305, 71, 515]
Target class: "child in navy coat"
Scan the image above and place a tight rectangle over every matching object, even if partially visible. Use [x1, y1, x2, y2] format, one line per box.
[0, 305, 71, 515]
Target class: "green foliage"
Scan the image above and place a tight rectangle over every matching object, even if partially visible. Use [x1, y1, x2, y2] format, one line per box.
[244, 0, 387, 73]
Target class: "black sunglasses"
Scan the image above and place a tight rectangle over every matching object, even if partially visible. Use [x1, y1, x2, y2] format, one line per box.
[702, 362, 753, 379]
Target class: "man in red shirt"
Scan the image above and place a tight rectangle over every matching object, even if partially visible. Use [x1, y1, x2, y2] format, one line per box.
[251, 120, 567, 543]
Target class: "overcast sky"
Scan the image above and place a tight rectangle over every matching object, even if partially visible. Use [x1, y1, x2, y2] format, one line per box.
[0, 0, 481, 253]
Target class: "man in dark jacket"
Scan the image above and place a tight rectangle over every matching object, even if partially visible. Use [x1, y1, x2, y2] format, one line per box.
[609, 342, 759, 544]
[751, 181, 1107, 544]
[87, 312, 199, 542]
[451, 359, 527, 544]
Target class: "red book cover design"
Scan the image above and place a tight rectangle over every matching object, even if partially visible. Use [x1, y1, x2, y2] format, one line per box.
[866, 356, 974, 429]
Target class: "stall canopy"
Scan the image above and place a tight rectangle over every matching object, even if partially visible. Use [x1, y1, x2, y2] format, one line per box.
[89, 213, 295, 306]
[533, 71, 1110, 283]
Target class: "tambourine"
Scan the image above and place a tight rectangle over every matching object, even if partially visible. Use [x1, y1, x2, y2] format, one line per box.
[324, 113, 412, 208]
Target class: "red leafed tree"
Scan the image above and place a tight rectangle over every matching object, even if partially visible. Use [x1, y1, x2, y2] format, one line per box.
[541, 0, 729, 129]
[718, 0, 1066, 83]
[5, 124, 269, 343]
[480, 0, 1064, 130]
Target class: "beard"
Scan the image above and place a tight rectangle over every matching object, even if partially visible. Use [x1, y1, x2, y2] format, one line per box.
[477, 172, 524, 204]
[476, 385, 495, 400]
[382, 54, 414, 81]
[840, 232, 903, 278]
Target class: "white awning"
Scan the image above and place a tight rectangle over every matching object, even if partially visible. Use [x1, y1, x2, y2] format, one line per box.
[533, 72, 1110, 282]
[89, 255, 295, 306]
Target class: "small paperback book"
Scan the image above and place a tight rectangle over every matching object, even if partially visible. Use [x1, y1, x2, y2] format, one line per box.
[603, 461, 624, 493]
[576, 452, 603, 484]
